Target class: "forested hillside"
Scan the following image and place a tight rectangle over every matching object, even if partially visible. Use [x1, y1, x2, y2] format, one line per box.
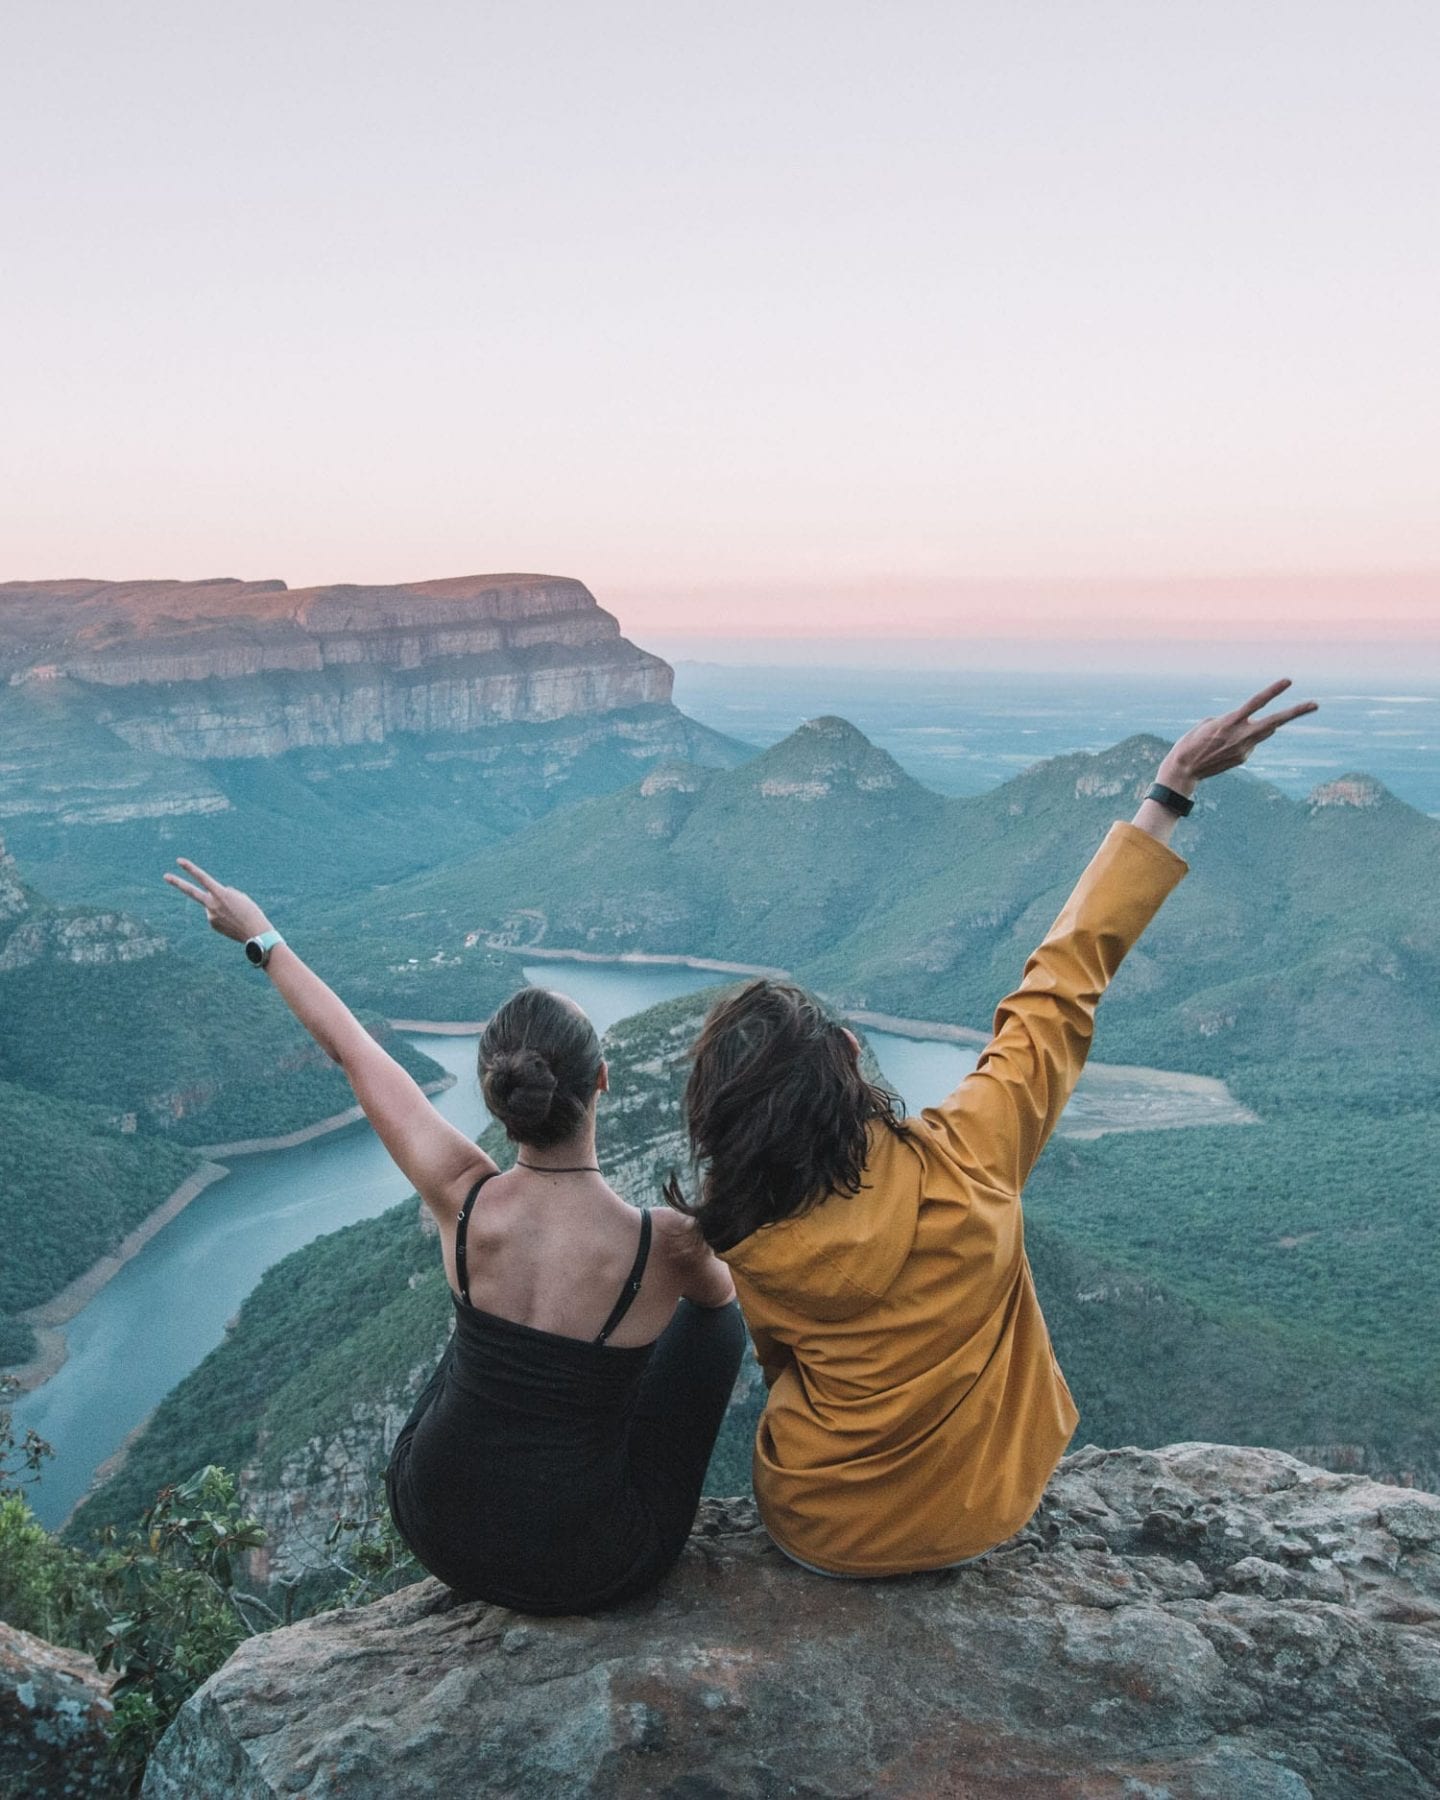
[309, 719, 1440, 1087]
[0, 831, 448, 1370]
[0, 1083, 202, 1365]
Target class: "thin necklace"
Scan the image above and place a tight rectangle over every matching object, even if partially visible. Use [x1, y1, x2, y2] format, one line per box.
[515, 1159, 601, 1173]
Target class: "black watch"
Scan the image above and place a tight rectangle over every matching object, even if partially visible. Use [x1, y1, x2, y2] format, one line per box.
[1145, 781, 1195, 817]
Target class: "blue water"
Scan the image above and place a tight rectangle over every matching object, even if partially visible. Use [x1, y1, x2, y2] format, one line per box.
[12, 961, 978, 1528]
[672, 666, 1440, 816]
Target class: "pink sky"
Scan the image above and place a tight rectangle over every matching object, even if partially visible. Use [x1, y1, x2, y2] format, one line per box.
[610, 572, 1440, 646]
[2, 4, 1437, 666]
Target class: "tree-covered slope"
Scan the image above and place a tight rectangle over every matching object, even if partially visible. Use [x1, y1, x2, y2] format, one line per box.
[312, 717, 947, 970]
[0, 831, 450, 1361]
[0, 830, 447, 1147]
[321, 720, 1440, 1085]
[0, 1081, 203, 1364]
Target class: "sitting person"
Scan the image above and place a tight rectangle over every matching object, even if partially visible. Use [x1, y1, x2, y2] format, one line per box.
[665, 681, 1316, 1577]
[162, 865, 744, 1614]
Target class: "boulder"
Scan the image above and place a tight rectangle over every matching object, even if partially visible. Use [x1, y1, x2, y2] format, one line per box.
[142, 1443, 1440, 1799]
[0, 1620, 115, 1800]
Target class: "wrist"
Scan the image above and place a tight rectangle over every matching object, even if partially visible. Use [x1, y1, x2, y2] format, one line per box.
[1155, 759, 1197, 796]
[244, 926, 285, 968]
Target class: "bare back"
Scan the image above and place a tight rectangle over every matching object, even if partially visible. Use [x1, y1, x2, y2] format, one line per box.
[441, 1169, 723, 1348]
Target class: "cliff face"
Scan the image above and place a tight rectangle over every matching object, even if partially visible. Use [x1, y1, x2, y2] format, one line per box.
[0, 913, 166, 972]
[142, 1444, 1440, 1799]
[0, 573, 672, 759]
[0, 834, 27, 924]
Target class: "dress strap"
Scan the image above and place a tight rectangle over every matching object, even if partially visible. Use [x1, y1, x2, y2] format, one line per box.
[454, 1170, 498, 1308]
[594, 1210, 652, 1345]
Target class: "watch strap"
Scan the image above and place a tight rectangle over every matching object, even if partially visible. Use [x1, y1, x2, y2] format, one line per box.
[1145, 781, 1195, 818]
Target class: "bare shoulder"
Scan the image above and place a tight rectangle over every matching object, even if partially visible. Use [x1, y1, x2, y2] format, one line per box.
[648, 1205, 735, 1306]
[648, 1205, 712, 1269]
[648, 1204, 703, 1250]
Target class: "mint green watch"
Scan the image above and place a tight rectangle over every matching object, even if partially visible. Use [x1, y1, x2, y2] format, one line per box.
[244, 929, 285, 968]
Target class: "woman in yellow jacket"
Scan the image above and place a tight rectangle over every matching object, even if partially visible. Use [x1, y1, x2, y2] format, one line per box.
[668, 681, 1317, 1577]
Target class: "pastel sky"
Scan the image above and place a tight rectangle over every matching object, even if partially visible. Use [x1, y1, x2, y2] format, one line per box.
[2, 1, 1437, 666]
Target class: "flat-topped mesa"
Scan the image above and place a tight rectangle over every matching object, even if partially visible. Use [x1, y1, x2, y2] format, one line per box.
[0, 574, 674, 757]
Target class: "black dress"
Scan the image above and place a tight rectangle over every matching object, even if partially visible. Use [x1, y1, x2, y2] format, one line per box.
[384, 1173, 745, 1614]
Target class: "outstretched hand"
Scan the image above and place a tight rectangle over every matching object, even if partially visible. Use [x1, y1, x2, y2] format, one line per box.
[1161, 679, 1318, 788]
[163, 858, 272, 944]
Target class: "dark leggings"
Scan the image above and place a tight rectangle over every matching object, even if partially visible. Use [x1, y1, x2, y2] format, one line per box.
[385, 1298, 747, 1608]
[620, 1297, 748, 1555]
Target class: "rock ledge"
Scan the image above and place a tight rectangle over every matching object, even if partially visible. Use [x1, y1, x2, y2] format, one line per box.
[143, 1442, 1440, 1799]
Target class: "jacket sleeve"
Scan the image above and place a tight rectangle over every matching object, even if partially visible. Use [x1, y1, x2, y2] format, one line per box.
[915, 820, 1189, 1194]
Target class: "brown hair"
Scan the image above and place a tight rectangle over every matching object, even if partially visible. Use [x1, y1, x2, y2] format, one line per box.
[664, 979, 908, 1252]
[479, 987, 602, 1149]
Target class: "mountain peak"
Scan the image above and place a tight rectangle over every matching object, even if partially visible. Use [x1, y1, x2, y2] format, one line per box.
[743, 716, 924, 804]
[796, 714, 872, 743]
[638, 760, 707, 799]
[1307, 773, 1394, 811]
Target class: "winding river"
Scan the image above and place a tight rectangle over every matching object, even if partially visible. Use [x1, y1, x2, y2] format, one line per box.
[10, 961, 1245, 1528]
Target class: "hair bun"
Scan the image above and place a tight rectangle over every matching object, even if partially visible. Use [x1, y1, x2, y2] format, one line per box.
[478, 987, 603, 1149]
[485, 1048, 558, 1132]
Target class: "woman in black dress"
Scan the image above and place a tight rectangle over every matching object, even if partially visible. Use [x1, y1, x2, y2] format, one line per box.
[164, 864, 745, 1614]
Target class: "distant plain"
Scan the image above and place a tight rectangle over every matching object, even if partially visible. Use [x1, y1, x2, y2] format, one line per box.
[671, 664, 1440, 816]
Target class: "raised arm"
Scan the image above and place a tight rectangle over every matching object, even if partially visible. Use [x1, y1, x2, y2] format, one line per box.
[163, 859, 494, 1217]
[919, 678, 1317, 1193]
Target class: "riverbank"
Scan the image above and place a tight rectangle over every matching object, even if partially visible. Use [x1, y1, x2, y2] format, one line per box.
[417, 950, 1248, 1101]
[388, 1018, 489, 1034]
[6, 1162, 230, 1394]
[845, 1007, 990, 1046]
[3, 1325, 69, 1395]
[496, 942, 788, 979]
[3, 1074, 457, 1398]
[193, 1073, 454, 1157]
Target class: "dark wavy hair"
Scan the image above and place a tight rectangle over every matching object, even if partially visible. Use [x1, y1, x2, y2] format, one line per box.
[663, 979, 909, 1252]
[479, 987, 603, 1149]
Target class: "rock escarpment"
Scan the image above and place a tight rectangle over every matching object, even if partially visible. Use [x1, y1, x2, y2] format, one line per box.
[143, 1443, 1440, 1799]
[0, 836, 27, 925]
[0, 573, 671, 758]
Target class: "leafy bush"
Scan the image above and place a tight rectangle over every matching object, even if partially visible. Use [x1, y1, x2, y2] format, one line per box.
[2, 1381, 271, 1795]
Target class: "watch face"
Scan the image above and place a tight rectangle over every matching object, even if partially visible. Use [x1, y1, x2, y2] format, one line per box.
[245, 939, 264, 965]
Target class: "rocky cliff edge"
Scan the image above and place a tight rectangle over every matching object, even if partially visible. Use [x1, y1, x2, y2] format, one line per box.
[141, 1442, 1440, 1799]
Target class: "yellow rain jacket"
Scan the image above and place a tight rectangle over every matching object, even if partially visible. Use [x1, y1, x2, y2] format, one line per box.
[721, 820, 1189, 1575]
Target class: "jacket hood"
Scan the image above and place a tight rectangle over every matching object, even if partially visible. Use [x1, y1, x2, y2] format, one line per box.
[721, 1127, 921, 1321]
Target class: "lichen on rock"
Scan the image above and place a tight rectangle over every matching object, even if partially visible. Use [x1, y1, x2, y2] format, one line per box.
[0, 1620, 115, 1800]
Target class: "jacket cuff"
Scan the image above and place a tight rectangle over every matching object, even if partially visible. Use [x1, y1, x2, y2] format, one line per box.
[1105, 818, 1190, 880]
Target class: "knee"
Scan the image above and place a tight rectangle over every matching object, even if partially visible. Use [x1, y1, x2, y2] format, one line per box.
[702, 1297, 748, 1362]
